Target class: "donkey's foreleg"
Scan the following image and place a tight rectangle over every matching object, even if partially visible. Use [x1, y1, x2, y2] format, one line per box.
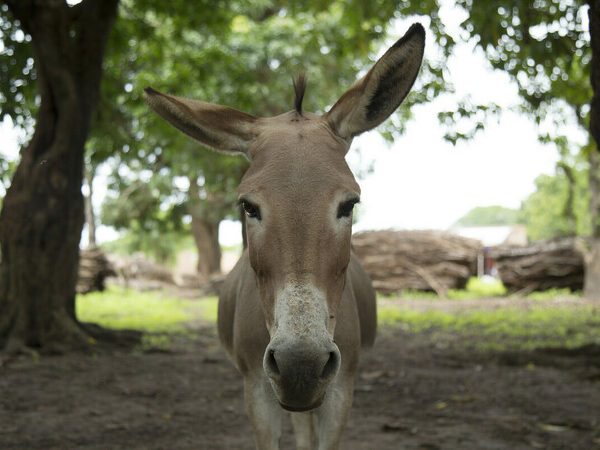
[313, 376, 354, 450]
[244, 374, 283, 450]
[290, 411, 316, 450]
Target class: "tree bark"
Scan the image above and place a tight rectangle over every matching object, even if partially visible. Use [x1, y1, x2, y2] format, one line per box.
[188, 175, 222, 278]
[585, 1, 600, 299]
[191, 216, 222, 277]
[557, 162, 576, 236]
[84, 163, 97, 248]
[0, 0, 120, 353]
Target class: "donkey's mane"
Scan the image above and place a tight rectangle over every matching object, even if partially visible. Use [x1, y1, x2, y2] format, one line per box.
[292, 72, 307, 116]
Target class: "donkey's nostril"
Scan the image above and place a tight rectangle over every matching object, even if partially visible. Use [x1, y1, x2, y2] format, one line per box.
[320, 350, 340, 380]
[266, 349, 280, 376]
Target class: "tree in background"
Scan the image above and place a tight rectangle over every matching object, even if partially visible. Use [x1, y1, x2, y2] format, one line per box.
[521, 158, 591, 240]
[453, 205, 523, 227]
[453, 1, 600, 297]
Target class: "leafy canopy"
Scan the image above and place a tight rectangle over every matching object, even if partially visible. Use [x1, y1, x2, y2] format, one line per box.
[453, 205, 523, 227]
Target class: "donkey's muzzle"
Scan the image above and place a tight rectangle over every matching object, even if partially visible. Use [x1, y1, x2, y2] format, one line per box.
[263, 338, 341, 411]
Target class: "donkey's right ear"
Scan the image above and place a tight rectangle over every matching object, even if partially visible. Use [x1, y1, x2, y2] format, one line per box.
[325, 23, 425, 141]
[143, 87, 258, 156]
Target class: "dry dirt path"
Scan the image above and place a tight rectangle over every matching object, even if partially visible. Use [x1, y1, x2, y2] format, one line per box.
[1, 299, 599, 449]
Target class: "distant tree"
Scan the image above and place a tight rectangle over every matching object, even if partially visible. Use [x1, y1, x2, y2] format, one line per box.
[453, 205, 522, 227]
[521, 164, 591, 241]
[453, 1, 600, 297]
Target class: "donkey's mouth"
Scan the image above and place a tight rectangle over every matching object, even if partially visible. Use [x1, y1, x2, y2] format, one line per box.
[278, 395, 325, 412]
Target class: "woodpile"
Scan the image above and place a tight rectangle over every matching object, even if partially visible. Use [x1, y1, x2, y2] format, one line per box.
[352, 230, 481, 296]
[491, 237, 583, 294]
[107, 253, 175, 290]
[77, 247, 116, 294]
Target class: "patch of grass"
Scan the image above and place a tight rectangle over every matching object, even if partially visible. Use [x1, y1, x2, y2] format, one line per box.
[77, 286, 198, 333]
[77, 287, 220, 350]
[378, 302, 600, 351]
[447, 277, 507, 299]
[524, 288, 581, 301]
[378, 277, 508, 301]
[380, 278, 582, 302]
[196, 296, 219, 323]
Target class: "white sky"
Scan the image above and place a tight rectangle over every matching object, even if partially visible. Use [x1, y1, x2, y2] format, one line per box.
[0, 3, 587, 248]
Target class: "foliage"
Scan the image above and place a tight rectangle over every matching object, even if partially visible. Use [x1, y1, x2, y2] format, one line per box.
[100, 230, 194, 265]
[453, 205, 523, 227]
[447, 1, 596, 244]
[456, 0, 590, 132]
[92, 0, 454, 258]
[100, 168, 195, 262]
[520, 165, 591, 240]
[0, 154, 17, 209]
[0, 4, 36, 131]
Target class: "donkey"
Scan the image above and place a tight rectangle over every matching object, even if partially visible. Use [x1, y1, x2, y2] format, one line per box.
[144, 23, 425, 449]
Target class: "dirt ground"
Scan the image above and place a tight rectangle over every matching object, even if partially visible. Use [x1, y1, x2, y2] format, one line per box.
[1, 298, 599, 450]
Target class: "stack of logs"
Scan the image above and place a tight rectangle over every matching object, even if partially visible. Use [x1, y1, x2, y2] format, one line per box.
[77, 247, 116, 294]
[491, 237, 584, 294]
[352, 230, 481, 296]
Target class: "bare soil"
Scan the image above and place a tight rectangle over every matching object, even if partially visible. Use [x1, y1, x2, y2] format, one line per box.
[1, 298, 599, 450]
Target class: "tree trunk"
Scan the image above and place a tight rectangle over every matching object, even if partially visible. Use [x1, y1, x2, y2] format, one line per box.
[191, 216, 222, 277]
[589, 151, 599, 236]
[0, 0, 120, 353]
[188, 175, 222, 278]
[84, 164, 97, 248]
[585, 1, 600, 299]
[557, 162, 576, 235]
[583, 239, 600, 298]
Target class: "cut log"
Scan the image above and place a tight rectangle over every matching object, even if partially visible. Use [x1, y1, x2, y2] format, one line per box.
[352, 230, 481, 295]
[490, 237, 584, 292]
[77, 247, 116, 294]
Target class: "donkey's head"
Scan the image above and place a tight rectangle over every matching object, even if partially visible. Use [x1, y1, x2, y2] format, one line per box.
[144, 24, 425, 411]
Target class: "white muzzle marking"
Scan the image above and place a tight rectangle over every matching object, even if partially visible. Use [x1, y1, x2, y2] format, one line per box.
[263, 281, 341, 411]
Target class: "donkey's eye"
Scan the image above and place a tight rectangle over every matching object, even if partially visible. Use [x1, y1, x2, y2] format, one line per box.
[241, 200, 261, 220]
[337, 199, 359, 219]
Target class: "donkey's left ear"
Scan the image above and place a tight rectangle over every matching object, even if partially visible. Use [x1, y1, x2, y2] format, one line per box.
[325, 23, 425, 140]
[143, 87, 258, 156]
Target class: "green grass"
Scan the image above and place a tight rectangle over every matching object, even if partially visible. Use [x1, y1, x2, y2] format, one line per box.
[447, 277, 507, 299]
[378, 277, 508, 301]
[378, 302, 600, 351]
[379, 277, 582, 302]
[78, 285, 598, 353]
[77, 287, 193, 332]
[76, 287, 218, 349]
